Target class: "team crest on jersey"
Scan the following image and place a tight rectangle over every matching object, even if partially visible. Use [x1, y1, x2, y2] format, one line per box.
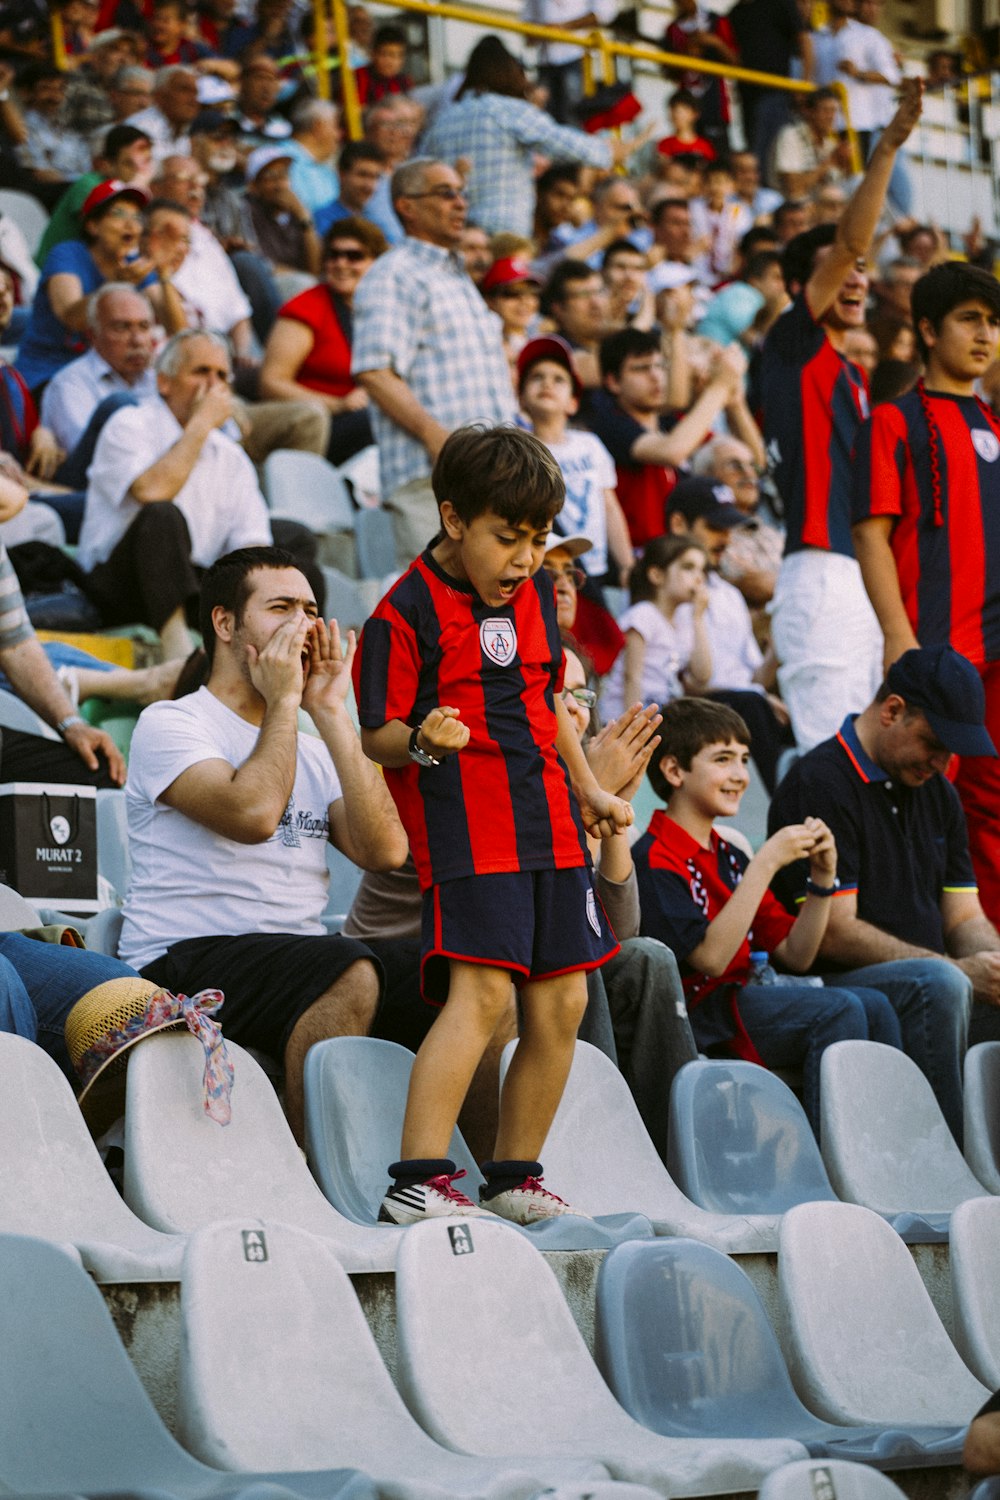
[972, 429, 1000, 463]
[480, 617, 517, 666]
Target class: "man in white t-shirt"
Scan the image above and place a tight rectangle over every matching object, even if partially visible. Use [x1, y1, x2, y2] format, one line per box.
[80, 330, 272, 660]
[120, 544, 408, 1141]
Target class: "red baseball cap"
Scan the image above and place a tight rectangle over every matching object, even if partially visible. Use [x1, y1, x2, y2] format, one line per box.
[481, 255, 542, 293]
[81, 179, 151, 220]
[516, 334, 583, 399]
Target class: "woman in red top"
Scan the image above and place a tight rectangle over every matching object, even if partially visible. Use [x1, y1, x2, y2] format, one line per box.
[259, 216, 387, 465]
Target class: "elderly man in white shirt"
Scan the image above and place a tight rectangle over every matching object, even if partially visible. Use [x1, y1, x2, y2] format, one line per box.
[79, 330, 271, 660]
[126, 65, 200, 166]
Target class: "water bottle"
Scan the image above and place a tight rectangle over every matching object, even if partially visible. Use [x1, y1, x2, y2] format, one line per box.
[748, 950, 776, 986]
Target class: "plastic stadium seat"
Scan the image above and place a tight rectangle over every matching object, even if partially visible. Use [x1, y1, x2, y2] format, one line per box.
[0, 688, 60, 740]
[950, 1195, 1000, 1389]
[320, 842, 364, 932]
[393, 1218, 806, 1496]
[320, 568, 369, 633]
[0, 1230, 379, 1500]
[123, 1032, 405, 1273]
[96, 788, 131, 903]
[667, 1060, 838, 1214]
[0, 189, 49, 254]
[262, 450, 355, 535]
[0, 1032, 184, 1282]
[303, 1036, 653, 1250]
[819, 1041, 986, 1229]
[594, 1238, 965, 1467]
[757, 1460, 909, 1500]
[964, 1042, 1000, 1194]
[971, 1483, 1000, 1500]
[352, 507, 396, 580]
[778, 1201, 990, 1427]
[499, 1038, 783, 1252]
[81, 905, 123, 956]
[177, 1218, 621, 1499]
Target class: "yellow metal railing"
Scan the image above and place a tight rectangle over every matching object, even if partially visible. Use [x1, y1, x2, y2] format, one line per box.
[326, 0, 858, 167]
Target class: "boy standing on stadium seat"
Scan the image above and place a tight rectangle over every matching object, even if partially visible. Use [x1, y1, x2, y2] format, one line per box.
[354, 424, 632, 1224]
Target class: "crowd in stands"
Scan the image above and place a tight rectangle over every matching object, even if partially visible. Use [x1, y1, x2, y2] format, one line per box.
[2, 0, 1000, 1450]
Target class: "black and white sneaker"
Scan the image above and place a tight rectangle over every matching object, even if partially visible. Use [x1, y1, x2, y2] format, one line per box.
[378, 1168, 497, 1225]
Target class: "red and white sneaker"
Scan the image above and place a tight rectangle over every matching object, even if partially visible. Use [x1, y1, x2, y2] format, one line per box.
[378, 1168, 496, 1225]
[482, 1175, 590, 1224]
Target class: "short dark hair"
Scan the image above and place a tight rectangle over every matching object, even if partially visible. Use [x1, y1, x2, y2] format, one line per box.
[651, 196, 690, 229]
[704, 157, 734, 177]
[739, 224, 781, 258]
[339, 139, 384, 173]
[648, 697, 751, 802]
[744, 248, 783, 282]
[781, 222, 837, 292]
[373, 22, 407, 47]
[669, 87, 699, 112]
[199, 545, 299, 666]
[102, 123, 153, 161]
[807, 85, 839, 107]
[602, 237, 646, 268]
[536, 162, 579, 196]
[910, 261, 1000, 360]
[541, 257, 597, 316]
[629, 533, 707, 604]
[600, 326, 659, 381]
[144, 195, 193, 221]
[431, 424, 565, 529]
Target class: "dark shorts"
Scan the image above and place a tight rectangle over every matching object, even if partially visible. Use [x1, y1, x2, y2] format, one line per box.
[140, 931, 382, 1060]
[420, 867, 619, 1005]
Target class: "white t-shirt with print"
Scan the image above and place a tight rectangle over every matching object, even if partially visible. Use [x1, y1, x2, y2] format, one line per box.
[120, 686, 342, 970]
[601, 600, 694, 720]
[544, 428, 616, 576]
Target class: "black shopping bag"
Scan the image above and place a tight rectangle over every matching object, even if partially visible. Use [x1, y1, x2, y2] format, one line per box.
[0, 782, 99, 913]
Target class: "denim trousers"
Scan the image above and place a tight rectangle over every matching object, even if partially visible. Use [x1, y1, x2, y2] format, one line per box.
[0, 932, 136, 1079]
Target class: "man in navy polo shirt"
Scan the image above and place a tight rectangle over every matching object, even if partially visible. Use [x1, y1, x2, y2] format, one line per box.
[768, 645, 1000, 1144]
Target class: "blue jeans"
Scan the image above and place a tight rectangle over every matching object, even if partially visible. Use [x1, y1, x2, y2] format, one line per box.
[0, 932, 136, 1080]
[738, 980, 900, 1134]
[0, 952, 37, 1040]
[824, 957, 970, 1146]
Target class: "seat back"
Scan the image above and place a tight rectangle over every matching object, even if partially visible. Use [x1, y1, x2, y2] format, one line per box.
[594, 1238, 820, 1441]
[819, 1040, 985, 1214]
[964, 1042, 1000, 1194]
[0, 189, 49, 253]
[320, 567, 369, 633]
[667, 1060, 837, 1214]
[0, 1232, 207, 1494]
[758, 1459, 908, 1500]
[262, 449, 355, 534]
[950, 1195, 1000, 1390]
[778, 1200, 990, 1425]
[303, 1036, 480, 1224]
[96, 788, 131, 902]
[353, 507, 396, 580]
[0, 1033, 182, 1281]
[500, 1039, 780, 1251]
[0, 687, 60, 740]
[123, 1032, 403, 1271]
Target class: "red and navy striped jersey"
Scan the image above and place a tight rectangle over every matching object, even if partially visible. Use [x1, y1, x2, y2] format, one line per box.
[759, 293, 870, 557]
[353, 549, 590, 891]
[851, 388, 1000, 666]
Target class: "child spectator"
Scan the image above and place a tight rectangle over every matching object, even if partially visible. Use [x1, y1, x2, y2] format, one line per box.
[601, 534, 711, 719]
[353, 23, 412, 108]
[656, 89, 716, 163]
[632, 697, 901, 1131]
[354, 424, 632, 1224]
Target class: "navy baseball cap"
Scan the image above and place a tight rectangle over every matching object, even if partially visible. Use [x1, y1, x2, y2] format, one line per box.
[885, 645, 997, 758]
[666, 475, 749, 531]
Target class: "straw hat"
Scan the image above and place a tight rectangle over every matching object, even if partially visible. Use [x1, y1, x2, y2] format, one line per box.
[65, 976, 192, 1136]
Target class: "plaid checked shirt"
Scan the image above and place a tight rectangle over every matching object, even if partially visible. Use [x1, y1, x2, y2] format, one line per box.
[421, 92, 612, 237]
[352, 237, 515, 498]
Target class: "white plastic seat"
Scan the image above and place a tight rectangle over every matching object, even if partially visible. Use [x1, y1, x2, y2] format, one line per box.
[0, 189, 49, 254]
[950, 1195, 1000, 1389]
[757, 1460, 909, 1500]
[123, 1032, 405, 1272]
[964, 1042, 1000, 1194]
[96, 787, 131, 903]
[320, 568, 369, 634]
[500, 1039, 782, 1252]
[819, 1040, 985, 1219]
[394, 1218, 805, 1497]
[0, 1032, 184, 1282]
[353, 507, 396, 580]
[177, 1218, 617, 1499]
[262, 450, 354, 536]
[0, 688, 60, 740]
[778, 1201, 990, 1426]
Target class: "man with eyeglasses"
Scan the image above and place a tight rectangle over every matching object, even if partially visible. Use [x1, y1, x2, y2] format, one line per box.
[693, 435, 783, 610]
[352, 156, 514, 567]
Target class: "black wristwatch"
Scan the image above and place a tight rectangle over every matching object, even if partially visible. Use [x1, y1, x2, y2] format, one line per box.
[805, 876, 840, 898]
[408, 725, 440, 767]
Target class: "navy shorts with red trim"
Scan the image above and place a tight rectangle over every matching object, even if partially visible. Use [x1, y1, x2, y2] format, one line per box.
[420, 867, 619, 1005]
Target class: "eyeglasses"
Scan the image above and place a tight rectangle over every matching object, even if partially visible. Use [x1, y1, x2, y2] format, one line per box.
[562, 685, 597, 708]
[543, 562, 586, 588]
[406, 185, 466, 202]
[325, 246, 367, 263]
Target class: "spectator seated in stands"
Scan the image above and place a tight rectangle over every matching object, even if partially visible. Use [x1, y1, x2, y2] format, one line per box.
[601, 532, 711, 720]
[353, 22, 412, 108]
[260, 216, 386, 467]
[542, 531, 624, 681]
[242, 145, 321, 293]
[78, 330, 273, 659]
[481, 255, 542, 380]
[125, 63, 201, 166]
[283, 98, 342, 226]
[190, 107, 254, 254]
[767, 645, 997, 1145]
[232, 54, 292, 150]
[656, 88, 716, 163]
[539, 258, 608, 391]
[63, 24, 136, 137]
[0, 536, 124, 786]
[770, 88, 851, 202]
[633, 695, 901, 1135]
[540, 176, 653, 273]
[144, 0, 215, 69]
[107, 65, 154, 126]
[119, 544, 407, 1142]
[601, 238, 655, 334]
[314, 140, 386, 237]
[692, 435, 782, 611]
[35, 123, 154, 264]
[360, 95, 423, 246]
[0, 950, 37, 1039]
[14, 62, 92, 191]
